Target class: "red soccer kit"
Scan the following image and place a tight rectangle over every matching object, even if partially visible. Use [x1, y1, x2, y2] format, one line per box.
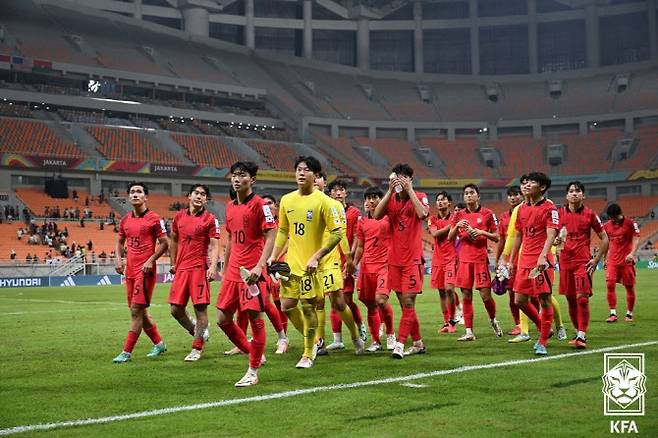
[342, 204, 361, 292]
[428, 213, 457, 289]
[558, 205, 603, 296]
[169, 208, 220, 306]
[217, 193, 277, 313]
[513, 199, 560, 295]
[357, 215, 391, 300]
[119, 209, 167, 307]
[452, 206, 497, 289]
[384, 191, 429, 293]
[603, 218, 640, 286]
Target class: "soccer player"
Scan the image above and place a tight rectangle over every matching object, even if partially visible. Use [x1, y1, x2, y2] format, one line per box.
[262, 194, 289, 339]
[556, 181, 609, 349]
[168, 184, 220, 361]
[270, 156, 346, 368]
[448, 184, 502, 341]
[113, 182, 169, 363]
[351, 187, 396, 351]
[216, 162, 277, 386]
[373, 163, 429, 359]
[314, 174, 364, 355]
[508, 172, 559, 356]
[602, 203, 640, 323]
[494, 185, 523, 336]
[428, 191, 458, 334]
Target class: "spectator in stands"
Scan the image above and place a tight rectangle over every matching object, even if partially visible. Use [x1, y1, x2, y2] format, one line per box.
[99, 250, 108, 260]
[85, 196, 90, 207]
[26, 253, 32, 262]
[17, 228, 23, 240]
[72, 189, 78, 201]
[100, 189, 105, 203]
[110, 250, 116, 259]
[63, 226, 69, 238]
[33, 255, 39, 263]
[91, 251, 97, 263]
[87, 240, 93, 251]
[99, 221, 104, 231]
[80, 217, 85, 228]
[10, 249, 16, 260]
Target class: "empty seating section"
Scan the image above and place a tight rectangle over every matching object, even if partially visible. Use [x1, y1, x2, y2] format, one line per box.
[0, 102, 32, 118]
[353, 137, 435, 178]
[374, 80, 439, 122]
[141, 193, 189, 220]
[317, 135, 381, 176]
[15, 188, 114, 218]
[615, 124, 658, 171]
[637, 220, 658, 247]
[552, 128, 621, 175]
[492, 135, 547, 177]
[60, 109, 131, 126]
[87, 126, 181, 165]
[171, 133, 240, 168]
[246, 140, 298, 171]
[0, 118, 80, 157]
[419, 137, 494, 178]
[616, 196, 658, 218]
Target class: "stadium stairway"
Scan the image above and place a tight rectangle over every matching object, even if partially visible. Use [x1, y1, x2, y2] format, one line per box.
[69, 123, 105, 159]
[222, 137, 270, 169]
[153, 131, 195, 166]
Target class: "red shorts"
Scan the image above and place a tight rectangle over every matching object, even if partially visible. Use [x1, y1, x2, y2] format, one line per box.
[605, 264, 636, 286]
[126, 271, 156, 307]
[266, 275, 281, 301]
[388, 264, 423, 294]
[358, 267, 390, 301]
[343, 274, 355, 293]
[217, 279, 268, 313]
[455, 261, 491, 290]
[431, 261, 457, 290]
[559, 265, 592, 296]
[168, 269, 211, 306]
[514, 267, 554, 296]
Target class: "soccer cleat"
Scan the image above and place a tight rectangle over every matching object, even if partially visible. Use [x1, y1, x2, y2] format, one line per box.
[224, 346, 245, 356]
[447, 324, 456, 334]
[556, 325, 567, 341]
[146, 342, 167, 358]
[386, 334, 396, 350]
[325, 341, 345, 351]
[575, 338, 587, 349]
[112, 351, 132, 363]
[235, 370, 259, 387]
[490, 319, 503, 337]
[359, 323, 368, 342]
[295, 356, 313, 369]
[533, 341, 540, 351]
[568, 336, 578, 346]
[458, 333, 476, 342]
[508, 333, 531, 343]
[403, 343, 426, 356]
[535, 344, 548, 356]
[624, 314, 633, 322]
[438, 323, 450, 334]
[354, 338, 365, 355]
[184, 348, 202, 362]
[606, 314, 618, 323]
[366, 342, 381, 352]
[315, 338, 329, 357]
[507, 325, 521, 336]
[311, 341, 319, 361]
[275, 338, 289, 354]
[260, 354, 267, 366]
[391, 342, 404, 359]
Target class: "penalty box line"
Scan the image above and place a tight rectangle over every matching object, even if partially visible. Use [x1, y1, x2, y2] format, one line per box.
[1, 340, 656, 436]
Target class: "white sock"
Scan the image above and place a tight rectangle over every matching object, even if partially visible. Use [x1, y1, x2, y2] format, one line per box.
[465, 328, 474, 336]
[413, 339, 423, 346]
[610, 309, 617, 316]
[333, 332, 342, 343]
[248, 367, 258, 375]
[626, 311, 633, 316]
[577, 330, 586, 339]
[277, 330, 287, 341]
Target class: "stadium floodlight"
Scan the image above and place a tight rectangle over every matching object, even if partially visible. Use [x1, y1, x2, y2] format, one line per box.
[485, 84, 500, 103]
[614, 74, 630, 93]
[548, 79, 563, 99]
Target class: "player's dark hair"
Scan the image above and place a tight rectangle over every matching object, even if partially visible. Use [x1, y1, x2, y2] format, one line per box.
[391, 163, 414, 178]
[566, 180, 585, 194]
[436, 191, 452, 202]
[262, 193, 277, 204]
[506, 185, 521, 196]
[327, 179, 349, 192]
[455, 202, 467, 209]
[127, 181, 148, 195]
[607, 203, 622, 217]
[526, 171, 552, 193]
[188, 184, 211, 199]
[364, 187, 384, 199]
[230, 161, 258, 177]
[316, 171, 327, 182]
[294, 155, 322, 173]
[463, 184, 480, 195]
[519, 174, 528, 184]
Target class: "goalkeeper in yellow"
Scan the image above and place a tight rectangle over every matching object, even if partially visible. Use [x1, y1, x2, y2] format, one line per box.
[270, 156, 346, 369]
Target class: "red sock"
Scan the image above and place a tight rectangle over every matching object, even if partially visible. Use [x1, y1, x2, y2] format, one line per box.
[409, 308, 421, 342]
[531, 296, 540, 310]
[330, 308, 342, 333]
[606, 283, 617, 310]
[192, 337, 204, 350]
[462, 295, 474, 329]
[397, 307, 414, 343]
[539, 305, 554, 346]
[366, 306, 381, 344]
[264, 299, 284, 333]
[123, 330, 140, 353]
[625, 285, 635, 313]
[448, 295, 456, 321]
[348, 299, 363, 325]
[576, 296, 590, 333]
[508, 292, 520, 325]
[441, 307, 449, 324]
[567, 296, 578, 330]
[519, 300, 541, 332]
[275, 300, 288, 333]
[236, 310, 249, 335]
[218, 320, 251, 353]
[249, 318, 266, 369]
[143, 325, 162, 345]
[380, 303, 394, 335]
[483, 298, 496, 320]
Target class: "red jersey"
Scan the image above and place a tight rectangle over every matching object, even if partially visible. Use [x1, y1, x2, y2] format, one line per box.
[384, 191, 429, 266]
[603, 218, 640, 266]
[224, 193, 276, 282]
[356, 215, 390, 271]
[498, 210, 513, 243]
[559, 205, 603, 269]
[515, 199, 560, 269]
[172, 208, 220, 271]
[429, 213, 457, 266]
[345, 204, 361, 247]
[451, 206, 497, 263]
[119, 209, 167, 278]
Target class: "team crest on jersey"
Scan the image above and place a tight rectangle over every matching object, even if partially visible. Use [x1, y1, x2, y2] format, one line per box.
[306, 210, 313, 221]
[243, 215, 250, 228]
[476, 217, 482, 224]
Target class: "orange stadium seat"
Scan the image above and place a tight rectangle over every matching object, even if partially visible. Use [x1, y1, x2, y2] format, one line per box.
[492, 135, 547, 178]
[615, 196, 658, 218]
[246, 140, 298, 171]
[615, 124, 658, 171]
[0, 118, 81, 158]
[171, 133, 242, 168]
[637, 220, 658, 247]
[15, 188, 115, 218]
[87, 126, 182, 165]
[353, 137, 435, 178]
[419, 137, 495, 178]
[317, 135, 382, 177]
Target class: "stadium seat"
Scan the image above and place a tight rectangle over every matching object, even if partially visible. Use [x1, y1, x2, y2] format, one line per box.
[87, 126, 182, 165]
[0, 118, 81, 158]
[15, 188, 115, 218]
[171, 133, 242, 168]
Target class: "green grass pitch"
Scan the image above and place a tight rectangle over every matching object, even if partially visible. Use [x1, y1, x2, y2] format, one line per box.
[1, 270, 656, 437]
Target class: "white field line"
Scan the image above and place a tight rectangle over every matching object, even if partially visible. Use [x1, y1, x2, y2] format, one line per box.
[0, 297, 166, 307]
[0, 308, 126, 316]
[1, 340, 656, 436]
